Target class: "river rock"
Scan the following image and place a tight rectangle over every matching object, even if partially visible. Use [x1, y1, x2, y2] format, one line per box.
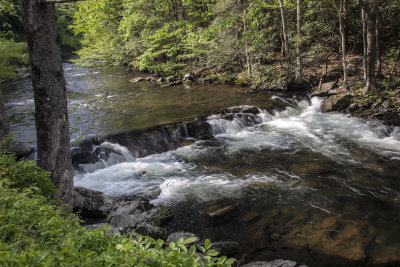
[130, 77, 144, 82]
[242, 259, 301, 267]
[167, 232, 200, 244]
[165, 75, 177, 83]
[310, 81, 340, 97]
[157, 77, 165, 83]
[85, 223, 122, 236]
[8, 140, 34, 159]
[212, 241, 239, 256]
[72, 187, 113, 218]
[224, 105, 260, 115]
[135, 222, 168, 240]
[185, 121, 212, 139]
[183, 73, 194, 81]
[162, 80, 183, 87]
[321, 93, 353, 112]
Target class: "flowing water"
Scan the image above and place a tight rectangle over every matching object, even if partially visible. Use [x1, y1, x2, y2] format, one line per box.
[3, 64, 400, 266]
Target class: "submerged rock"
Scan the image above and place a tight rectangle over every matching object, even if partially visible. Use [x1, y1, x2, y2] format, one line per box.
[72, 187, 113, 218]
[212, 241, 239, 256]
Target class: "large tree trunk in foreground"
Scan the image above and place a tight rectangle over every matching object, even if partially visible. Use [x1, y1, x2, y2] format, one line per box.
[19, 0, 73, 202]
[0, 88, 10, 141]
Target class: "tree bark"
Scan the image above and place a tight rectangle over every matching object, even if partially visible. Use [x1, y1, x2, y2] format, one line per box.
[296, 0, 303, 83]
[19, 0, 74, 202]
[386, 45, 400, 91]
[243, 10, 252, 76]
[333, 0, 347, 89]
[358, 0, 380, 94]
[0, 87, 10, 141]
[376, 13, 381, 78]
[279, 0, 292, 82]
[362, 8, 367, 82]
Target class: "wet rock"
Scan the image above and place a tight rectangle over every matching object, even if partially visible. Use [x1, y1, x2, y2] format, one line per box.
[157, 77, 165, 83]
[8, 140, 34, 160]
[165, 75, 177, 83]
[202, 202, 240, 217]
[167, 232, 200, 244]
[72, 187, 113, 218]
[130, 77, 144, 82]
[224, 105, 260, 115]
[135, 222, 168, 240]
[110, 198, 172, 232]
[183, 73, 193, 81]
[242, 259, 299, 267]
[321, 93, 353, 112]
[85, 223, 122, 235]
[185, 121, 212, 139]
[212, 241, 239, 256]
[162, 80, 183, 87]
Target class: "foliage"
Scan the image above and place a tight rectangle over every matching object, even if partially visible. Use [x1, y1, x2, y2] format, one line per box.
[0, 148, 236, 266]
[0, 185, 236, 266]
[56, 3, 82, 55]
[0, 38, 28, 80]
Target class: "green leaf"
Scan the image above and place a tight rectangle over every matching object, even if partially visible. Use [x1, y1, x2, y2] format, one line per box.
[206, 249, 219, 257]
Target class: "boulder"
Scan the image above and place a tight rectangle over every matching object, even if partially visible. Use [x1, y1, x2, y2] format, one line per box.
[310, 81, 340, 97]
[157, 77, 165, 83]
[165, 75, 178, 83]
[167, 232, 200, 244]
[130, 77, 144, 83]
[135, 222, 168, 240]
[224, 105, 260, 115]
[8, 140, 34, 159]
[212, 241, 239, 256]
[183, 73, 194, 81]
[321, 93, 353, 112]
[72, 187, 113, 218]
[185, 121, 212, 139]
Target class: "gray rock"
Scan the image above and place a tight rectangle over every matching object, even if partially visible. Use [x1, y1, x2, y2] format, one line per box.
[157, 77, 165, 83]
[212, 241, 239, 256]
[162, 80, 183, 87]
[183, 73, 193, 81]
[165, 75, 177, 83]
[72, 187, 113, 218]
[135, 222, 168, 240]
[321, 93, 353, 112]
[167, 232, 200, 244]
[130, 77, 144, 82]
[85, 223, 122, 236]
[224, 105, 260, 115]
[8, 140, 34, 159]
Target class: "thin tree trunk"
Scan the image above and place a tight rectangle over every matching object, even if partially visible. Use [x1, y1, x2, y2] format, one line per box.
[376, 13, 381, 77]
[279, 0, 292, 82]
[243, 10, 252, 76]
[296, 0, 303, 83]
[386, 45, 400, 91]
[333, 0, 347, 89]
[0, 87, 10, 141]
[19, 0, 74, 202]
[362, 8, 367, 82]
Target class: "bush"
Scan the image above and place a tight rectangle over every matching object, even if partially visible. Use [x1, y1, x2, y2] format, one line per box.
[0, 38, 29, 80]
[0, 136, 236, 266]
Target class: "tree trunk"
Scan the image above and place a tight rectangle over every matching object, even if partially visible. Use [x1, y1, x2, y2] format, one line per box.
[376, 13, 381, 78]
[19, 0, 74, 202]
[333, 0, 347, 89]
[362, 8, 367, 82]
[386, 45, 400, 91]
[279, 0, 292, 82]
[358, 0, 380, 94]
[243, 10, 252, 76]
[0, 87, 10, 141]
[296, 0, 303, 83]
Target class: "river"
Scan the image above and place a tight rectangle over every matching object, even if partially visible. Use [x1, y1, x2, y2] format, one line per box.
[3, 63, 400, 266]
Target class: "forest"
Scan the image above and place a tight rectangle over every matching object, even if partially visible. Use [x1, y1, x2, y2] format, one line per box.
[1, 0, 400, 266]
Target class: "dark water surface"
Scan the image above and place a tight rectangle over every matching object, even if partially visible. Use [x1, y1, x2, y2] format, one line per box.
[4, 64, 400, 266]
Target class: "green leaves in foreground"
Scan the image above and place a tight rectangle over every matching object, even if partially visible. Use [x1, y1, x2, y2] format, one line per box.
[0, 154, 236, 266]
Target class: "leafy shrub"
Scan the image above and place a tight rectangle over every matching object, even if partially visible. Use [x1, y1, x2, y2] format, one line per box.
[0, 38, 29, 80]
[0, 185, 236, 266]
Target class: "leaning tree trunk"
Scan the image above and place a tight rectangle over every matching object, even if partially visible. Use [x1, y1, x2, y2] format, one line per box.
[279, 0, 292, 82]
[0, 88, 10, 141]
[375, 14, 381, 78]
[296, 0, 303, 83]
[365, 9, 377, 93]
[333, 0, 348, 89]
[19, 0, 73, 202]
